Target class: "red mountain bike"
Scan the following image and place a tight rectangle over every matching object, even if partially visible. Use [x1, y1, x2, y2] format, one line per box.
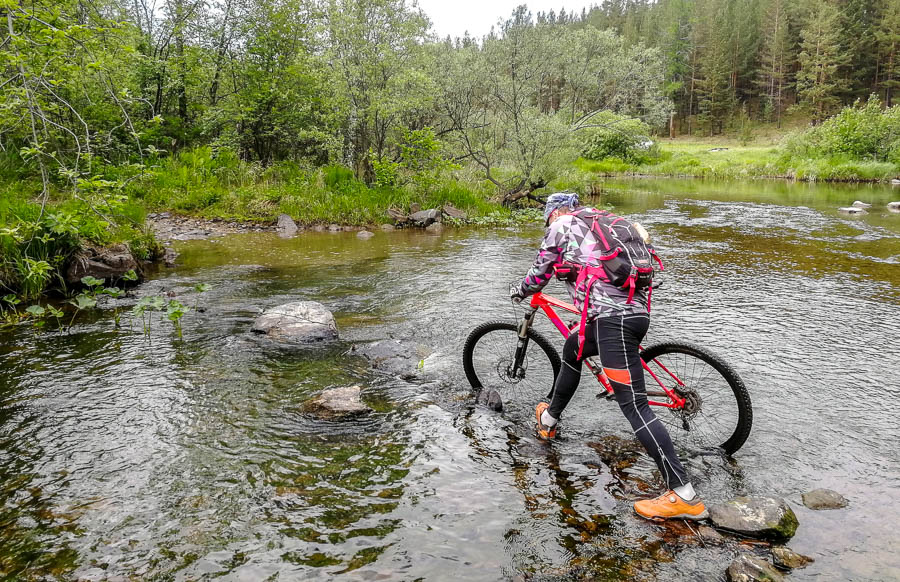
[462, 291, 753, 455]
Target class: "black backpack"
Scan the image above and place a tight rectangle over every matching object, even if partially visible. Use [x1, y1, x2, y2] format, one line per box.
[556, 208, 662, 301]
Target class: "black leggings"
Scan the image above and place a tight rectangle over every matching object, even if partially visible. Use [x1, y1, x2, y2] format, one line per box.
[548, 313, 689, 489]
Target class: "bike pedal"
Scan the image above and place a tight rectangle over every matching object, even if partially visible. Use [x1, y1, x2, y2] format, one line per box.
[604, 391, 617, 401]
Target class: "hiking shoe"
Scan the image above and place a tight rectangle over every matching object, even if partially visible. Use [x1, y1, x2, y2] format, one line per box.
[633, 490, 709, 521]
[535, 402, 557, 440]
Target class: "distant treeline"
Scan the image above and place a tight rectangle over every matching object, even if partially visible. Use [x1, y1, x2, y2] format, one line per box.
[1, 0, 897, 194]
[558, 0, 899, 132]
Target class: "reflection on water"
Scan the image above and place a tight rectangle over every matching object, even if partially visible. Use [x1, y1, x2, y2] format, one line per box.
[1, 178, 899, 580]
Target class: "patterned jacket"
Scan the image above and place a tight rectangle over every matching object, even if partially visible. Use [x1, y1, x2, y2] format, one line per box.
[517, 210, 648, 319]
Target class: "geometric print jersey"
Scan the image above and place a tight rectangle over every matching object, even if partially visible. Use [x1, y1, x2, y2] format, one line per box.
[517, 210, 648, 319]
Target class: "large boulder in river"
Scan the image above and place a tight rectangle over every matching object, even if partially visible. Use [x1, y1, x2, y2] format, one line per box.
[838, 206, 867, 215]
[276, 213, 299, 236]
[409, 209, 440, 227]
[801, 488, 847, 510]
[726, 554, 785, 582]
[709, 497, 799, 542]
[65, 244, 139, 285]
[302, 385, 371, 420]
[887, 201, 900, 211]
[851, 200, 871, 208]
[251, 301, 338, 343]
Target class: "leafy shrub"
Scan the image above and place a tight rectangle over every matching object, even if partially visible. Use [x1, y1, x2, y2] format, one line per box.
[579, 113, 656, 164]
[785, 96, 900, 163]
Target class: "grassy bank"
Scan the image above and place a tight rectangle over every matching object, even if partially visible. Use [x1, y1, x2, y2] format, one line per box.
[0, 150, 516, 301]
[576, 100, 900, 183]
[123, 148, 503, 224]
[575, 139, 899, 182]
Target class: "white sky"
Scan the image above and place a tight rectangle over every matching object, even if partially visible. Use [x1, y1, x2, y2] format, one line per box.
[416, 0, 596, 41]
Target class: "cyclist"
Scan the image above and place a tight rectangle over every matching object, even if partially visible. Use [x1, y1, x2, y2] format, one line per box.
[510, 192, 707, 521]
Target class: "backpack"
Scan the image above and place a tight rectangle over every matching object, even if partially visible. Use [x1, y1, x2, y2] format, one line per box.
[554, 208, 664, 358]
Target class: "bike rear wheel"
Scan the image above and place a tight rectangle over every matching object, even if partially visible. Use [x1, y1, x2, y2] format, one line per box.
[640, 342, 752, 455]
[462, 321, 561, 418]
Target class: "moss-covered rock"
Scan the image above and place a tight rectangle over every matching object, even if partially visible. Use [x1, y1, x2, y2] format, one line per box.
[710, 497, 799, 542]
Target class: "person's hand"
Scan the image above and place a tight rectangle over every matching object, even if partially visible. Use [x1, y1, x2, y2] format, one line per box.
[509, 283, 525, 304]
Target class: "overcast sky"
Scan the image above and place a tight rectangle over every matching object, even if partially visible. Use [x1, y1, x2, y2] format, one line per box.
[417, 1, 596, 41]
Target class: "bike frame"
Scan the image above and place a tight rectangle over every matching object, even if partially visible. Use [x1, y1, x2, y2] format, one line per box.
[515, 292, 686, 409]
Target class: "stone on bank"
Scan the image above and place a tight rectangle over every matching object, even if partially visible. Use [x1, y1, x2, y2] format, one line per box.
[65, 244, 140, 285]
[251, 301, 338, 343]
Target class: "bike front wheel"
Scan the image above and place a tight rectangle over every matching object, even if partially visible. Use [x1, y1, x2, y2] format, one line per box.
[640, 342, 752, 455]
[462, 321, 561, 418]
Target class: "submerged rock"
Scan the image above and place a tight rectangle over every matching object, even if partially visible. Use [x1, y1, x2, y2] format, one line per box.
[726, 554, 785, 582]
[772, 547, 814, 570]
[65, 244, 139, 285]
[425, 222, 443, 234]
[851, 200, 872, 208]
[709, 497, 799, 541]
[276, 213, 299, 236]
[380, 223, 396, 231]
[476, 388, 503, 412]
[356, 230, 375, 239]
[351, 339, 432, 378]
[838, 206, 867, 215]
[163, 247, 179, 268]
[302, 385, 371, 419]
[801, 488, 848, 510]
[251, 301, 338, 343]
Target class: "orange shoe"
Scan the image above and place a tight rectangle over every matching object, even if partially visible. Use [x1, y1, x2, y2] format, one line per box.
[535, 402, 557, 440]
[634, 490, 709, 521]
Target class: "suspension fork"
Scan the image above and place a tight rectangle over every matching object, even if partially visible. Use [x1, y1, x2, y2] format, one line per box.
[510, 305, 538, 378]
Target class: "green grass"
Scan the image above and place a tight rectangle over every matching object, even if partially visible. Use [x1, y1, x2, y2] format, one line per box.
[127, 148, 505, 224]
[574, 138, 900, 183]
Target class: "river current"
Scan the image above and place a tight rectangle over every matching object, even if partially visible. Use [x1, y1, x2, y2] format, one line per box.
[1, 178, 899, 580]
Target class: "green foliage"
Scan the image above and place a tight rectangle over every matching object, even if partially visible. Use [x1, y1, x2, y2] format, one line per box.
[785, 97, 900, 162]
[579, 114, 656, 163]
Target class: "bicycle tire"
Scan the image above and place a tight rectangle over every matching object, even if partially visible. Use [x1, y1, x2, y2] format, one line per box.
[640, 342, 752, 455]
[462, 321, 561, 416]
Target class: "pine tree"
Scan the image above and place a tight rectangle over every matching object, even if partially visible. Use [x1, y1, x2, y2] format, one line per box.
[756, 0, 792, 126]
[876, 0, 900, 106]
[795, 0, 847, 124]
[696, 0, 736, 134]
[841, 0, 880, 100]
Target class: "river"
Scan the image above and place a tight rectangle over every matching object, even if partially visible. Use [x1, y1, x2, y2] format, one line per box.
[1, 178, 899, 580]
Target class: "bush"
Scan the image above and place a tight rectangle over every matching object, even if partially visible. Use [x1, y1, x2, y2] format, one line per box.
[578, 113, 656, 164]
[785, 96, 900, 163]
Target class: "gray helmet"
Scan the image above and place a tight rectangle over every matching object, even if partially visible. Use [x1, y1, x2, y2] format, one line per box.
[543, 192, 580, 225]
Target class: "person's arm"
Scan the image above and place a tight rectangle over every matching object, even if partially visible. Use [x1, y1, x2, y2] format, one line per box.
[516, 218, 568, 297]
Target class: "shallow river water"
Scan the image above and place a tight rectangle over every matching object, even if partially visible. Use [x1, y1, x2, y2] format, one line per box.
[2, 178, 899, 581]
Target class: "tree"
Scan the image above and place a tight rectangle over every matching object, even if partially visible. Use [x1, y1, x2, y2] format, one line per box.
[695, 0, 735, 134]
[795, 0, 847, 124]
[325, 0, 432, 182]
[877, 0, 900, 106]
[756, 0, 792, 126]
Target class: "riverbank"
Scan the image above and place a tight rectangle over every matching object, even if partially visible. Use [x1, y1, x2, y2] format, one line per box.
[575, 139, 900, 183]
